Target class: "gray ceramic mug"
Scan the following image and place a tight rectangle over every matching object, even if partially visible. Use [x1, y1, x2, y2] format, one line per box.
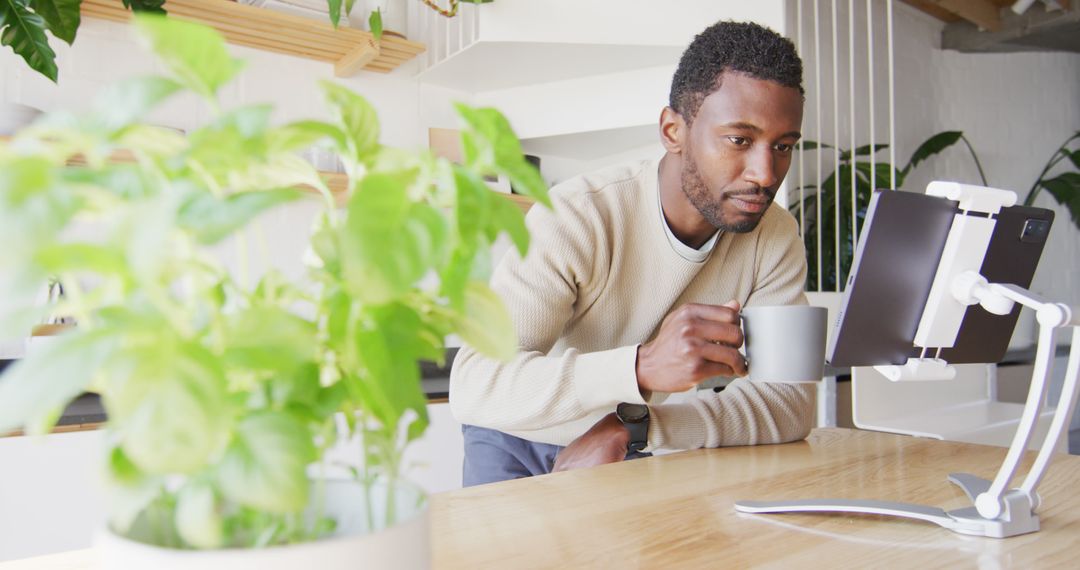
[740, 305, 828, 383]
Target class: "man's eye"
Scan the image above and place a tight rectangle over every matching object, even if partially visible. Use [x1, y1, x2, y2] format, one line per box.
[774, 143, 793, 153]
[727, 136, 749, 146]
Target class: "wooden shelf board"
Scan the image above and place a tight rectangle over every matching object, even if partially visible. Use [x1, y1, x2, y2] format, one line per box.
[81, 0, 424, 75]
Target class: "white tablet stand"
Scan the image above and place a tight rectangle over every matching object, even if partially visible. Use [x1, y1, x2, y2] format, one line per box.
[735, 182, 1080, 538]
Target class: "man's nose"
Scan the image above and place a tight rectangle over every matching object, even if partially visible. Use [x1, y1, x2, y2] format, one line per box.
[743, 146, 777, 189]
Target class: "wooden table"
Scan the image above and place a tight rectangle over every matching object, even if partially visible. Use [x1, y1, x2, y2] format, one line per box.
[432, 428, 1080, 568]
[6, 429, 1080, 569]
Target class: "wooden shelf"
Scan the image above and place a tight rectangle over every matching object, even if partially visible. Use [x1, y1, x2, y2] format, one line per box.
[81, 0, 425, 76]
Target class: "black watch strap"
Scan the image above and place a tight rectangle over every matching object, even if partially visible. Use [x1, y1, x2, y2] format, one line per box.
[616, 403, 650, 453]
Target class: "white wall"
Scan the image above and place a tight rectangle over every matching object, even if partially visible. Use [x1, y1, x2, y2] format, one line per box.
[0, 430, 106, 561]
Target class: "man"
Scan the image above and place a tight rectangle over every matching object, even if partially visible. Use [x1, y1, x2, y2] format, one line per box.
[450, 20, 815, 486]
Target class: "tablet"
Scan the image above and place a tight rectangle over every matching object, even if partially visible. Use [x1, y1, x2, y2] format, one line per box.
[827, 189, 1054, 367]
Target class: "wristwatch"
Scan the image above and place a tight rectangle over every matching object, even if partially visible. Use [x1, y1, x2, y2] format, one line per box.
[615, 402, 650, 453]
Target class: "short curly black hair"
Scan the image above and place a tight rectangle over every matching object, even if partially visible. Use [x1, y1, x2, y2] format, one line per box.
[669, 21, 804, 124]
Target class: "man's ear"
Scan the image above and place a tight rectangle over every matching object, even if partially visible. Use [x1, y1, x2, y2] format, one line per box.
[660, 107, 686, 154]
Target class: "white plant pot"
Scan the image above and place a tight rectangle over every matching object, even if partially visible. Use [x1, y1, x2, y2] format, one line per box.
[97, 479, 430, 570]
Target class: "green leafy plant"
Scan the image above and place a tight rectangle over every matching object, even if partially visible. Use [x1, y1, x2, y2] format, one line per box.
[0, 0, 164, 82]
[1023, 131, 1080, 229]
[0, 14, 548, 549]
[791, 131, 981, 292]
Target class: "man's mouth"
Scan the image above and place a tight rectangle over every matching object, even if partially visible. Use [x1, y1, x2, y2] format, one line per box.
[728, 194, 771, 214]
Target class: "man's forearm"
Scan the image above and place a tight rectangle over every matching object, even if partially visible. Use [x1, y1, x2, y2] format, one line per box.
[449, 344, 645, 432]
[646, 379, 815, 451]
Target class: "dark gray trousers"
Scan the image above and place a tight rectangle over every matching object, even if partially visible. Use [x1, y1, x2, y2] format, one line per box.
[462, 424, 651, 487]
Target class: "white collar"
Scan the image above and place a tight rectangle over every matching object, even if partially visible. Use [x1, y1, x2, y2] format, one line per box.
[657, 177, 720, 263]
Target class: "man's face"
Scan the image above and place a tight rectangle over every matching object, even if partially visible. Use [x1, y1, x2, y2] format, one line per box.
[679, 73, 804, 233]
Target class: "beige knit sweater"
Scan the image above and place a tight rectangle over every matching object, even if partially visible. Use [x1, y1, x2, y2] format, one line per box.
[450, 160, 816, 450]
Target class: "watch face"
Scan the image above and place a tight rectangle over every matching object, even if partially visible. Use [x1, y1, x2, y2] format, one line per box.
[617, 403, 649, 423]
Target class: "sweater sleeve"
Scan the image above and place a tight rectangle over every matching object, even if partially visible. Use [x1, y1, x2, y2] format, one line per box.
[646, 206, 817, 450]
[449, 191, 646, 432]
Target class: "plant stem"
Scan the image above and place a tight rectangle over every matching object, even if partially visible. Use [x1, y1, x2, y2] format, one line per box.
[1025, 133, 1080, 206]
[959, 134, 988, 187]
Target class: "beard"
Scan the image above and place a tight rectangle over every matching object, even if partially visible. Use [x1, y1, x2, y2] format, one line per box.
[680, 152, 774, 234]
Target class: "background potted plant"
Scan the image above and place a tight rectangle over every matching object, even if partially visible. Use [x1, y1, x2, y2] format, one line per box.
[0, 13, 548, 568]
[790, 131, 981, 292]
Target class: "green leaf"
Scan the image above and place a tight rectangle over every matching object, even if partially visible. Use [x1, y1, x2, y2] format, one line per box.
[455, 281, 516, 361]
[453, 103, 551, 207]
[0, 329, 117, 435]
[487, 191, 528, 256]
[93, 76, 183, 133]
[0, 0, 58, 81]
[269, 362, 321, 410]
[179, 187, 304, 245]
[341, 173, 446, 303]
[61, 164, 152, 201]
[841, 143, 888, 161]
[853, 161, 897, 192]
[34, 243, 130, 277]
[114, 124, 187, 161]
[33, 0, 80, 44]
[111, 341, 231, 475]
[1066, 149, 1080, 171]
[369, 8, 383, 41]
[133, 14, 244, 100]
[175, 482, 224, 549]
[222, 306, 317, 372]
[217, 411, 316, 513]
[1039, 172, 1080, 228]
[451, 165, 491, 244]
[104, 445, 163, 535]
[797, 140, 832, 152]
[502, 158, 548, 206]
[267, 120, 346, 154]
[327, 0, 342, 28]
[439, 247, 473, 310]
[320, 81, 380, 164]
[123, 0, 166, 14]
[310, 213, 341, 276]
[0, 154, 55, 206]
[350, 303, 430, 440]
[186, 105, 274, 182]
[228, 153, 324, 196]
[904, 130, 962, 175]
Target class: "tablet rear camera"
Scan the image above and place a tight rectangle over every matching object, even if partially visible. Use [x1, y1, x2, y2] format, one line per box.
[1020, 218, 1050, 243]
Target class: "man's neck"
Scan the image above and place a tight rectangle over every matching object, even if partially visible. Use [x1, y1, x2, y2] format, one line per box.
[658, 154, 718, 249]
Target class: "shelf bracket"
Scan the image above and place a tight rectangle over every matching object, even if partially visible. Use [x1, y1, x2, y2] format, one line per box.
[335, 37, 381, 77]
